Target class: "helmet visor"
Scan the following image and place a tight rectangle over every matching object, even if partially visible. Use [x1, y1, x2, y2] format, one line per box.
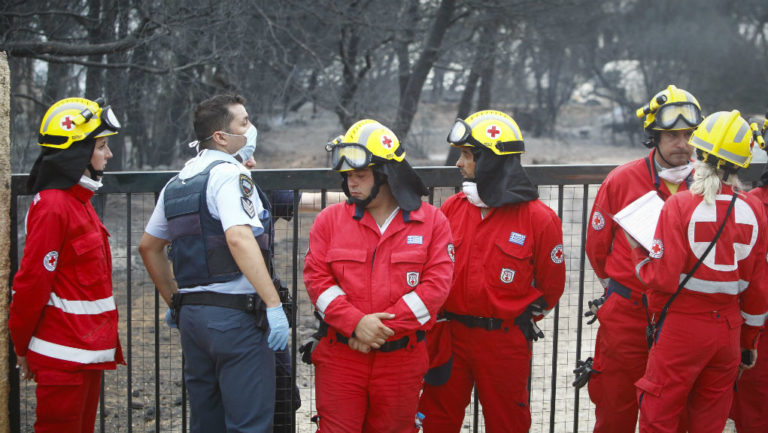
[655, 103, 702, 130]
[447, 119, 472, 146]
[330, 143, 372, 171]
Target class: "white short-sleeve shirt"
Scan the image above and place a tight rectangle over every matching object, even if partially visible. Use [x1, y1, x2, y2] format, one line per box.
[144, 149, 267, 294]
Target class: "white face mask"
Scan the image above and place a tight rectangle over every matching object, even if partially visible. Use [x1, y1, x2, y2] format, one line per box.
[658, 163, 693, 185]
[234, 124, 258, 162]
[78, 174, 103, 191]
[462, 181, 488, 208]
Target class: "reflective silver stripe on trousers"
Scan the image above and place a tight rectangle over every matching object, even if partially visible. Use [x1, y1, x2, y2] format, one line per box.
[47, 293, 116, 315]
[402, 291, 430, 325]
[679, 274, 748, 295]
[28, 337, 116, 364]
[742, 311, 768, 327]
[315, 285, 345, 318]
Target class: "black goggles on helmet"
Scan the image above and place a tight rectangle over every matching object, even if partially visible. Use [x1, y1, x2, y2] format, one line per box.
[327, 142, 385, 171]
[447, 118, 524, 154]
[654, 103, 702, 130]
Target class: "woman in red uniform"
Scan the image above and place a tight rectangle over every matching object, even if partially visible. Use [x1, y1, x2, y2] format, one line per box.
[9, 97, 124, 432]
[632, 110, 768, 433]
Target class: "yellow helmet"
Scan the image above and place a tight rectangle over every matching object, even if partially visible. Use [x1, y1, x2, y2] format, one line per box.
[689, 110, 760, 169]
[447, 110, 525, 155]
[637, 85, 702, 131]
[38, 97, 121, 149]
[328, 119, 405, 172]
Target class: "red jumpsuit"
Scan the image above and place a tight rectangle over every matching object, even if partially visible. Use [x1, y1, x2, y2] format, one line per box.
[729, 186, 768, 433]
[303, 202, 453, 433]
[419, 193, 565, 433]
[634, 185, 768, 433]
[9, 185, 124, 433]
[585, 148, 690, 433]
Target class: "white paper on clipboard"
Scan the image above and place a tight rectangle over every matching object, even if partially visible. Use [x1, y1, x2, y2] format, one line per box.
[612, 190, 665, 251]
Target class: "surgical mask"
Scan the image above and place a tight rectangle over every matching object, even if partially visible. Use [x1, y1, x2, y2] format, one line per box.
[658, 163, 693, 185]
[462, 181, 488, 208]
[234, 124, 258, 163]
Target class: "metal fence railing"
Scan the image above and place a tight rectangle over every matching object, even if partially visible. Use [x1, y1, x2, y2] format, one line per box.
[9, 164, 764, 432]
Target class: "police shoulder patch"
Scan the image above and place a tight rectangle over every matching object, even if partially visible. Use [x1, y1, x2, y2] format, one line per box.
[649, 239, 664, 259]
[591, 211, 605, 231]
[240, 196, 256, 218]
[239, 173, 254, 198]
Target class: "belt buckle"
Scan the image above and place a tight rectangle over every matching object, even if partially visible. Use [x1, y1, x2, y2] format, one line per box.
[489, 318, 503, 330]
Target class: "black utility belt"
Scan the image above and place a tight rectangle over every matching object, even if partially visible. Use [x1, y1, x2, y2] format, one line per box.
[172, 291, 264, 314]
[335, 330, 426, 353]
[444, 311, 504, 331]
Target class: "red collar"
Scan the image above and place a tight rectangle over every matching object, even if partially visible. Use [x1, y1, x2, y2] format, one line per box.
[66, 184, 95, 203]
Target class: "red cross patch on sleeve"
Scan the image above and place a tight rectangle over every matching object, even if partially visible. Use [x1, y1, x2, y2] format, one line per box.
[649, 239, 664, 259]
[550, 244, 564, 264]
[43, 251, 59, 271]
[591, 211, 605, 231]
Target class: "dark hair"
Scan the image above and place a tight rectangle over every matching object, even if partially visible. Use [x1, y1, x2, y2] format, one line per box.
[193, 94, 246, 148]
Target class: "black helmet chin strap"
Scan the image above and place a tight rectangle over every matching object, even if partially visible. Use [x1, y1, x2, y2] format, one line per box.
[86, 163, 103, 180]
[655, 145, 678, 168]
[342, 169, 387, 220]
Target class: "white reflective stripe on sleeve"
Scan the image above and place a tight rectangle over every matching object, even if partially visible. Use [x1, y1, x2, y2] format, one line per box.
[47, 293, 116, 315]
[28, 337, 116, 364]
[541, 308, 553, 317]
[635, 259, 651, 285]
[679, 275, 741, 295]
[742, 311, 768, 327]
[315, 285, 345, 318]
[403, 291, 430, 325]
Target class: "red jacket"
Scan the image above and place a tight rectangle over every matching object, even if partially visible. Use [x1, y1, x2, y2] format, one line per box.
[440, 193, 565, 319]
[587, 149, 690, 293]
[9, 185, 124, 371]
[635, 185, 768, 349]
[303, 202, 453, 338]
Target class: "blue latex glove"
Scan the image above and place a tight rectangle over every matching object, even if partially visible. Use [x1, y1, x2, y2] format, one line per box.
[165, 308, 178, 329]
[266, 304, 289, 351]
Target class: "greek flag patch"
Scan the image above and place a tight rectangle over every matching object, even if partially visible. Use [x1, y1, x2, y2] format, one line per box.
[407, 235, 423, 245]
[509, 232, 526, 246]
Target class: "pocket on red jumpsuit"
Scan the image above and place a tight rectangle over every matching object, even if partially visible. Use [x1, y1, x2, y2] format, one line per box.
[390, 248, 427, 304]
[71, 231, 108, 287]
[326, 248, 367, 302]
[35, 369, 85, 425]
[485, 240, 533, 297]
[635, 376, 663, 409]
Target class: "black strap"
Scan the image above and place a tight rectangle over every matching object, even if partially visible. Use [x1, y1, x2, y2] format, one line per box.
[444, 311, 504, 331]
[173, 291, 263, 313]
[335, 330, 425, 352]
[653, 192, 738, 343]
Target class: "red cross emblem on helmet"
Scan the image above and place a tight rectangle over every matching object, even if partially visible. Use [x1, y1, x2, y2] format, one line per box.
[381, 135, 393, 149]
[60, 115, 76, 131]
[486, 125, 501, 139]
